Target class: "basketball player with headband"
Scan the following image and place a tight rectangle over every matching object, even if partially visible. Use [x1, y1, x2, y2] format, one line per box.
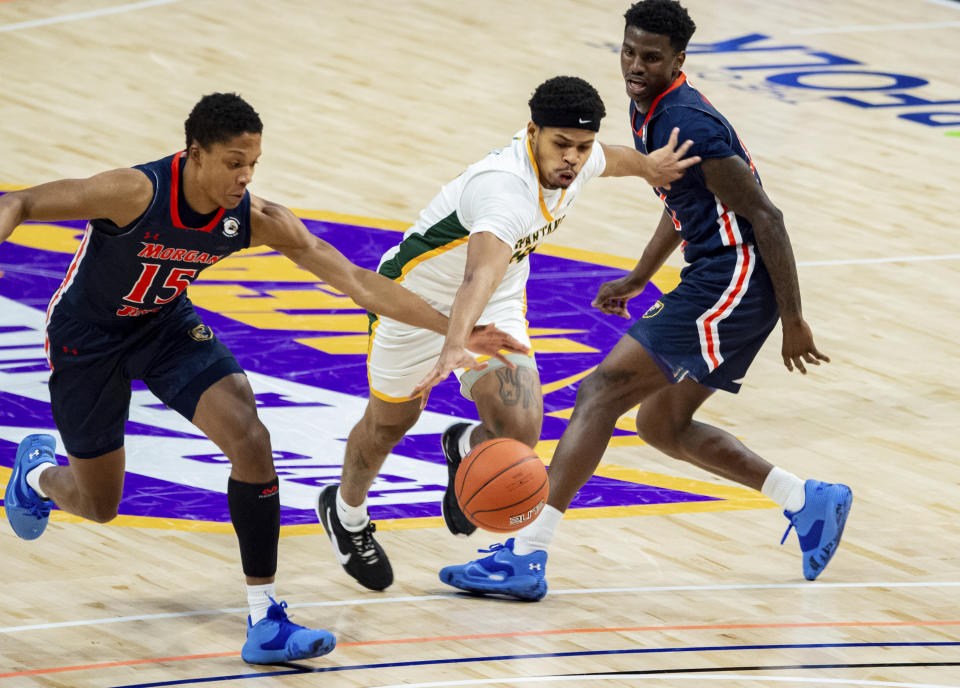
[317, 75, 700, 592]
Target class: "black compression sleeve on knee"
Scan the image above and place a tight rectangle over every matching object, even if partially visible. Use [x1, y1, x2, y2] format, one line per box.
[227, 477, 280, 578]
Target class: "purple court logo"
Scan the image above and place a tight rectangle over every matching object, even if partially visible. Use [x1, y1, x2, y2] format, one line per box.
[0, 195, 773, 532]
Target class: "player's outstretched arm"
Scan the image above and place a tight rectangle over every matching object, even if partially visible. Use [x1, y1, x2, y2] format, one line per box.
[592, 210, 681, 319]
[0, 169, 153, 244]
[701, 156, 830, 374]
[250, 197, 528, 356]
[600, 127, 700, 189]
[410, 231, 516, 408]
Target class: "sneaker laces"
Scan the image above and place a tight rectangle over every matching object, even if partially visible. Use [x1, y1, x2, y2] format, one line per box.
[477, 542, 507, 554]
[348, 522, 381, 564]
[20, 482, 52, 520]
[780, 521, 794, 545]
[26, 501, 51, 520]
[265, 598, 291, 622]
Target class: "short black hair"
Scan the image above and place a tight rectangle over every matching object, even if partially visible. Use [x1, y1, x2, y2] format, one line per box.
[624, 0, 696, 53]
[184, 92, 263, 150]
[529, 76, 606, 132]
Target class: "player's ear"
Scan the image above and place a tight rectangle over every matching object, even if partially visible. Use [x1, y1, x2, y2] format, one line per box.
[526, 121, 538, 141]
[675, 50, 686, 72]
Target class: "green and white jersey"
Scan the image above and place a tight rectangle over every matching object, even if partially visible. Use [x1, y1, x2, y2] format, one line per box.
[377, 129, 606, 307]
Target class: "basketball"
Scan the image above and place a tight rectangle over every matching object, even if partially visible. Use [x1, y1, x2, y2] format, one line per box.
[455, 438, 549, 533]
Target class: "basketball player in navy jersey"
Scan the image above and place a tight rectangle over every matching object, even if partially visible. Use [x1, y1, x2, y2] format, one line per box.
[441, 0, 852, 601]
[0, 93, 526, 662]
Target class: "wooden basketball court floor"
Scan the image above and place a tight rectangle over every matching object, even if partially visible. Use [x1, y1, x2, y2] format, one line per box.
[1, 0, 959, 686]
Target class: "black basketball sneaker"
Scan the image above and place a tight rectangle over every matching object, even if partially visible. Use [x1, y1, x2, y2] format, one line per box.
[441, 422, 478, 537]
[316, 484, 393, 591]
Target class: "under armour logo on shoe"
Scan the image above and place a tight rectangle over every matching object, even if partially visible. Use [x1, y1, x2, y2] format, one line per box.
[529, 563, 542, 571]
[29, 450, 40, 459]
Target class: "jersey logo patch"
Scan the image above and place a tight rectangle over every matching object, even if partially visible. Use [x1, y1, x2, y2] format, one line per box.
[643, 300, 664, 318]
[222, 217, 240, 237]
[188, 324, 214, 341]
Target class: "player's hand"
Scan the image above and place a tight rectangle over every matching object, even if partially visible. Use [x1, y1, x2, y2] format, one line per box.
[466, 323, 529, 359]
[644, 127, 701, 190]
[411, 342, 498, 410]
[781, 318, 830, 374]
[591, 276, 647, 319]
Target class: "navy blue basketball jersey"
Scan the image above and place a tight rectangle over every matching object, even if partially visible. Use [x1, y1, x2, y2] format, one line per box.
[630, 73, 761, 263]
[47, 152, 251, 328]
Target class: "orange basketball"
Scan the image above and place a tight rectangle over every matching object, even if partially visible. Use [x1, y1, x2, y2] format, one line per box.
[455, 438, 549, 533]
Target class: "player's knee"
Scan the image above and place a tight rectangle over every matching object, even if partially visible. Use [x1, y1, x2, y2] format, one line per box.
[238, 418, 271, 457]
[363, 421, 405, 450]
[359, 406, 418, 450]
[575, 371, 604, 408]
[227, 419, 273, 475]
[635, 406, 682, 454]
[489, 411, 542, 448]
[574, 370, 632, 419]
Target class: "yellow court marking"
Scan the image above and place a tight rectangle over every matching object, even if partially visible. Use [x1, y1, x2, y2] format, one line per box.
[3, 458, 772, 535]
[536, 243, 682, 293]
[3, 208, 679, 291]
[290, 207, 412, 232]
[541, 366, 597, 395]
[0, 205, 759, 535]
[546, 405, 642, 434]
[528, 328, 589, 336]
[4, 223, 87, 254]
[296, 334, 370, 355]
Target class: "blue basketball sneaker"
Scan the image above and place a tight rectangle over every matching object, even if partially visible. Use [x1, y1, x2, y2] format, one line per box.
[241, 598, 336, 664]
[781, 479, 853, 581]
[4, 434, 58, 540]
[439, 538, 547, 601]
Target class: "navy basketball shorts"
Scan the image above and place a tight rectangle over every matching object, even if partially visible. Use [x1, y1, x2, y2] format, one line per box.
[627, 245, 780, 394]
[46, 297, 243, 458]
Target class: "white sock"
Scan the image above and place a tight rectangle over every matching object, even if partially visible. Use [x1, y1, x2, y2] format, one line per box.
[26, 463, 54, 499]
[513, 505, 563, 555]
[458, 422, 481, 458]
[246, 582, 275, 624]
[761, 467, 806, 513]
[336, 486, 369, 532]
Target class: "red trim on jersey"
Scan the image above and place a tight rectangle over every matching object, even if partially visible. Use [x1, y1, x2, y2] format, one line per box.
[170, 151, 225, 232]
[701, 244, 752, 369]
[44, 223, 93, 368]
[718, 202, 737, 245]
[656, 189, 682, 231]
[631, 72, 688, 136]
[735, 133, 757, 175]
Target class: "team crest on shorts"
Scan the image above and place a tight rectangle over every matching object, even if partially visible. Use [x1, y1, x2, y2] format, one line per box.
[222, 217, 240, 237]
[189, 324, 214, 341]
[643, 300, 664, 318]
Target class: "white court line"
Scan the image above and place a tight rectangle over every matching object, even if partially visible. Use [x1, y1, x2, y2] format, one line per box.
[797, 254, 960, 267]
[2, 580, 959, 634]
[368, 675, 960, 688]
[0, 0, 179, 33]
[790, 20, 960, 34]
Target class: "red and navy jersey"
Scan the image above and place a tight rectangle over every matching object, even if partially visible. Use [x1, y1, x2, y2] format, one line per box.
[630, 73, 761, 263]
[46, 152, 251, 329]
